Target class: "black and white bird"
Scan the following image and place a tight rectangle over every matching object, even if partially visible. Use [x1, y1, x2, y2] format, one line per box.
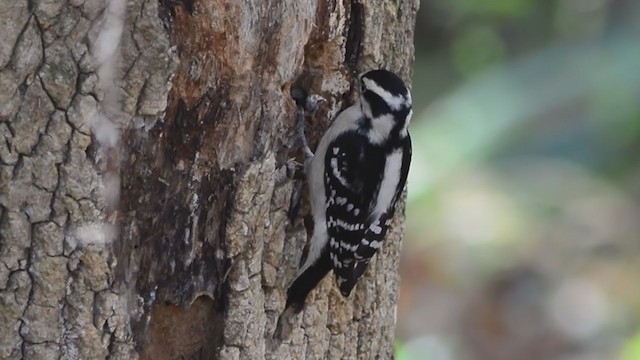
[284, 69, 413, 313]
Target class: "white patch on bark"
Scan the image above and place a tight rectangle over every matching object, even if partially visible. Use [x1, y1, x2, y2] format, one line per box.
[74, 223, 116, 247]
[91, 0, 126, 208]
[93, 0, 125, 145]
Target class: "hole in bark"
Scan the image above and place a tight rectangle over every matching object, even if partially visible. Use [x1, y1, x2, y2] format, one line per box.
[85, 139, 97, 160]
[140, 295, 223, 360]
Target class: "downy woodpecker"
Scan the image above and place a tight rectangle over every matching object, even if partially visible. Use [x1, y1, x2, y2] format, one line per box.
[286, 69, 412, 312]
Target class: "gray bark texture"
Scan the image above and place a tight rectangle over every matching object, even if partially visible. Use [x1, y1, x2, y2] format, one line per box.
[0, 0, 418, 359]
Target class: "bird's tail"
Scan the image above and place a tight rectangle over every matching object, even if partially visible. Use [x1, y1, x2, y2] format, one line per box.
[276, 250, 330, 339]
[284, 249, 331, 313]
[336, 259, 372, 296]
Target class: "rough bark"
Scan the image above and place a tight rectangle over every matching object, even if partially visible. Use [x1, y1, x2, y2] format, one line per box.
[0, 0, 418, 359]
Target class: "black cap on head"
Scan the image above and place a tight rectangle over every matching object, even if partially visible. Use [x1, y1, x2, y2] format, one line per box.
[360, 69, 409, 97]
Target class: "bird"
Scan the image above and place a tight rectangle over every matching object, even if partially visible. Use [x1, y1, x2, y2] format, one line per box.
[284, 69, 413, 313]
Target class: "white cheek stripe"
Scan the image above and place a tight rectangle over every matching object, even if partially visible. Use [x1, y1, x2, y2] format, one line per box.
[367, 114, 395, 144]
[363, 78, 410, 110]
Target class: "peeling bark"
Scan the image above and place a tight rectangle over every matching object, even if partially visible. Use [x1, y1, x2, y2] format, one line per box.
[0, 0, 418, 359]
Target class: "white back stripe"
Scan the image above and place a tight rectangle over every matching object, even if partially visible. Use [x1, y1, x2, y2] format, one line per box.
[372, 149, 403, 218]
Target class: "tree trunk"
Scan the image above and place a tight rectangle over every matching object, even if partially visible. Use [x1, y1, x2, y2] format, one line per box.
[0, 0, 418, 358]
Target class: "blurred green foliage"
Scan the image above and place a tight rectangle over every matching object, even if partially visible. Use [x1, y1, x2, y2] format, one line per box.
[400, 0, 640, 358]
[619, 332, 640, 360]
[452, 24, 505, 76]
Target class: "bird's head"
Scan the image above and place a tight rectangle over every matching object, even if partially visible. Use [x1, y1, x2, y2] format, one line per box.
[358, 69, 413, 141]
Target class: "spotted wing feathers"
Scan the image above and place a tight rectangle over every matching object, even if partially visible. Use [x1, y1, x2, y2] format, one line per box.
[324, 132, 411, 296]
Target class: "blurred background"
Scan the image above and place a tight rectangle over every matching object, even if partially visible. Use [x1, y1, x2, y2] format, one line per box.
[397, 0, 640, 359]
